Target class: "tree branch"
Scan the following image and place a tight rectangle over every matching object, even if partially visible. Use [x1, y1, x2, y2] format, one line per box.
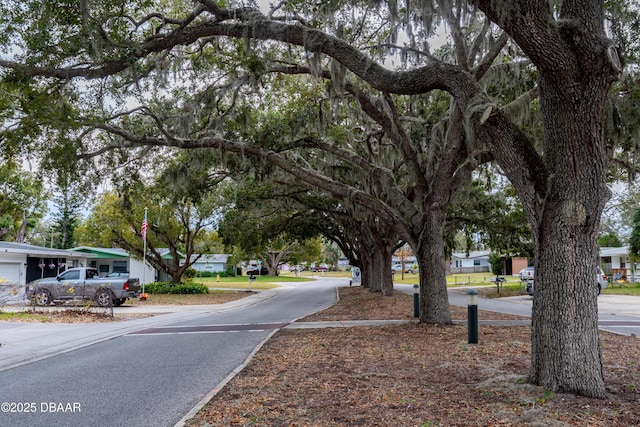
[472, 31, 509, 80]
[471, 0, 577, 77]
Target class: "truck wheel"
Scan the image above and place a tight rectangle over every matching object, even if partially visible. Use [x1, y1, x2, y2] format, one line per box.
[34, 289, 53, 306]
[95, 289, 113, 307]
[113, 298, 126, 307]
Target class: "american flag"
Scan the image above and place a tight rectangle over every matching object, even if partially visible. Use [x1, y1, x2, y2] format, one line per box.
[141, 217, 148, 240]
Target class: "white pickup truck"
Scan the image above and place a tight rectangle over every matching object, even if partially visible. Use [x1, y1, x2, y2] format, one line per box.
[28, 267, 140, 307]
[524, 267, 608, 296]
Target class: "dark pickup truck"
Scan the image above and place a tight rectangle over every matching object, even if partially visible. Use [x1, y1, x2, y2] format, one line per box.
[28, 267, 140, 307]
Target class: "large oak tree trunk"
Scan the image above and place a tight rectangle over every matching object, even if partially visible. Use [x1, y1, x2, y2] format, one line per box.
[374, 234, 395, 296]
[263, 254, 280, 276]
[471, 0, 618, 398]
[367, 240, 394, 295]
[368, 249, 382, 292]
[528, 74, 610, 398]
[361, 248, 374, 290]
[415, 210, 451, 324]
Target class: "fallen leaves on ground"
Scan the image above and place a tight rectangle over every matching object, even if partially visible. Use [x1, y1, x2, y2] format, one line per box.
[187, 286, 640, 427]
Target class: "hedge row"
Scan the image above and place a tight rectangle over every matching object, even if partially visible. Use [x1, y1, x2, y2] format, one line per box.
[144, 281, 209, 294]
[189, 267, 241, 278]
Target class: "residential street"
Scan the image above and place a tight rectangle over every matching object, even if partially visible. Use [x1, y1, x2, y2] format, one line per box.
[0, 279, 340, 427]
[2, 279, 640, 427]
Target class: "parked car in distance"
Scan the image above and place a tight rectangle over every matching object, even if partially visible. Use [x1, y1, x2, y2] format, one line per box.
[524, 267, 608, 296]
[28, 267, 140, 307]
[518, 266, 535, 280]
[597, 267, 608, 292]
[392, 264, 415, 273]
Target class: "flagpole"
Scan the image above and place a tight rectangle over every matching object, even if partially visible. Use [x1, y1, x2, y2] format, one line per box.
[142, 207, 148, 297]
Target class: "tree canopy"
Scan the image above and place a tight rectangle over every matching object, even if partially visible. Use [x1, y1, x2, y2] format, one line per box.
[0, 159, 45, 242]
[217, 183, 325, 276]
[76, 175, 225, 283]
[2, 0, 639, 399]
[630, 208, 640, 259]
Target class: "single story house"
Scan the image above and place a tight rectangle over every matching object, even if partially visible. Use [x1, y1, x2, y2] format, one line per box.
[70, 246, 184, 284]
[188, 254, 230, 273]
[0, 242, 93, 303]
[599, 246, 639, 282]
[450, 250, 491, 273]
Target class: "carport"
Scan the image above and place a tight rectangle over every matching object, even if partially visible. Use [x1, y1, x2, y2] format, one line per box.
[0, 242, 92, 304]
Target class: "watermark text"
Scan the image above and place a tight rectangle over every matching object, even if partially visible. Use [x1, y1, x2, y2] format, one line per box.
[1, 402, 81, 413]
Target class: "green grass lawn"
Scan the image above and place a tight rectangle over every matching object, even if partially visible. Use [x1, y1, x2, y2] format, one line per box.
[193, 273, 314, 290]
[194, 270, 640, 296]
[193, 270, 352, 290]
[280, 271, 352, 279]
[0, 311, 53, 322]
[391, 271, 523, 286]
[602, 282, 640, 296]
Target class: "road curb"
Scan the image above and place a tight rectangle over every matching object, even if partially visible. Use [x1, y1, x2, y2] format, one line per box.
[173, 287, 341, 427]
[174, 328, 281, 427]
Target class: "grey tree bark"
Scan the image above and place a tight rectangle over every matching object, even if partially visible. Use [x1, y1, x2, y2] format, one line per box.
[470, 0, 617, 398]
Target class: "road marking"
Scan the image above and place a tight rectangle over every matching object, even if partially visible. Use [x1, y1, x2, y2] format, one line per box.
[127, 322, 288, 335]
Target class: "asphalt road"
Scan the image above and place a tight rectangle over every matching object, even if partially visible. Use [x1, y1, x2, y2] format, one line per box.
[0, 279, 341, 427]
[397, 284, 640, 336]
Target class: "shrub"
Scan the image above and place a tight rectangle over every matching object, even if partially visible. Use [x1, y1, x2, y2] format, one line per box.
[183, 267, 198, 279]
[217, 267, 240, 277]
[488, 252, 504, 275]
[170, 283, 209, 294]
[145, 281, 209, 294]
[144, 282, 173, 294]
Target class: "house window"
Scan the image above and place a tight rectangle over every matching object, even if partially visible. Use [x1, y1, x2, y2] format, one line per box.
[473, 260, 481, 266]
[90, 260, 97, 268]
[621, 262, 626, 268]
[113, 261, 128, 273]
[99, 265, 109, 274]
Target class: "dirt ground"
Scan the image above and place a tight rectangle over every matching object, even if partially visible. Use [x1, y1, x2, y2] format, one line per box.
[0, 291, 250, 322]
[186, 286, 640, 427]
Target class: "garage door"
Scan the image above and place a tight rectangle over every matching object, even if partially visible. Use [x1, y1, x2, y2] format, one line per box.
[0, 262, 20, 285]
[0, 262, 23, 304]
